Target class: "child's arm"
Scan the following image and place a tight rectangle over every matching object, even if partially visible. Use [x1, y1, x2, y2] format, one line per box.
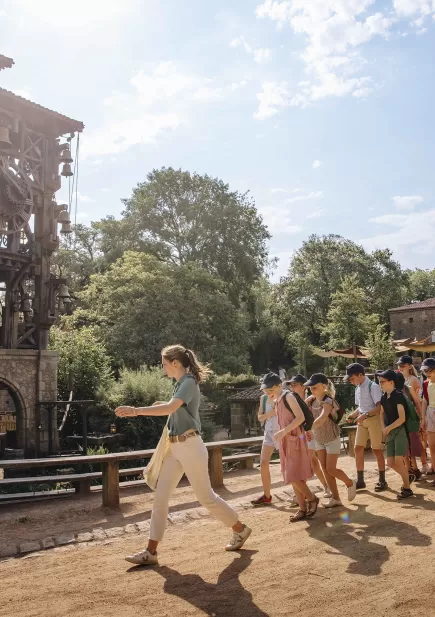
[384, 404, 405, 434]
[257, 396, 276, 423]
[274, 394, 304, 440]
[312, 401, 332, 428]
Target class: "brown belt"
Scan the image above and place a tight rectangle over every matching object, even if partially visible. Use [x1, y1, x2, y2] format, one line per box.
[168, 430, 199, 443]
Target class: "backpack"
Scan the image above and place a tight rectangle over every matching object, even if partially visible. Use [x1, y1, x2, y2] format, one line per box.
[423, 380, 429, 403]
[322, 395, 345, 424]
[283, 391, 314, 431]
[402, 394, 420, 433]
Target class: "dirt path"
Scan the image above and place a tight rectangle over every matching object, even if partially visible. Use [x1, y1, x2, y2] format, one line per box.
[1, 457, 435, 617]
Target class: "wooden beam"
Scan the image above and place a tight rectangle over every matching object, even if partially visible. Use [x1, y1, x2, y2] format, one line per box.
[102, 460, 120, 508]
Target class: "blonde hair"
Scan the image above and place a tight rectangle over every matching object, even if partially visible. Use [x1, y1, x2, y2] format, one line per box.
[325, 379, 336, 399]
[161, 345, 212, 384]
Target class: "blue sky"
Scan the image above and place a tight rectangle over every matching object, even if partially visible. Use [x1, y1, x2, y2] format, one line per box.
[1, 0, 434, 279]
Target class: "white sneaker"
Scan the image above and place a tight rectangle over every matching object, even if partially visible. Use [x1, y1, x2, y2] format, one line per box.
[421, 464, 429, 474]
[323, 487, 333, 499]
[225, 525, 252, 551]
[125, 549, 159, 566]
[347, 480, 357, 502]
[322, 498, 342, 508]
[283, 488, 298, 506]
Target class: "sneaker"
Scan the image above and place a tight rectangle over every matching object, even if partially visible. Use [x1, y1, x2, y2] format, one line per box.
[347, 480, 357, 502]
[411, 468, 422, 480]
[397, 488, 414, 500]
[125, 549, 158, 566]
[225, 525, 252, 551]
[374, 481, 388, 492]
[250, 494, 272, 507]
[356, 480, 366, 490]
[322, 498, 342, 508]
[323, 487, 333, 499]
[421, 464, 429, 474]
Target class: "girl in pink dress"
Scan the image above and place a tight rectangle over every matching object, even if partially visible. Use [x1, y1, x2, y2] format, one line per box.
[261, 373, 317, 522]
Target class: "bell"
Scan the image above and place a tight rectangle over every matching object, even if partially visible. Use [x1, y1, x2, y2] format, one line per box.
[60, 221, 72, 234]
[0, 126, 13, 151]
[60, 146, 73, 164]
[20, 295, 32, 312]
[58, 298, 64, 311]
[58, 284, 71, 300]
[58, 209, 71, 224]
[61, 163, 73, 177]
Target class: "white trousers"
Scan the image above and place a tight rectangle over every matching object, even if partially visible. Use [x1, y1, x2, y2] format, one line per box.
[149, 435, 239, 541]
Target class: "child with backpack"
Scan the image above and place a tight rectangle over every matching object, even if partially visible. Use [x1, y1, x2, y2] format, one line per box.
[395, 371, 422, 481]
[287, 374, 332, 499]
[421, 357, 435, 484]
[345, 363, 386, 492]
[261, 372, 318, 522]
[305, 373, 357, 507]
[378, 369, 414, 500]
[251, 382, 281, 507]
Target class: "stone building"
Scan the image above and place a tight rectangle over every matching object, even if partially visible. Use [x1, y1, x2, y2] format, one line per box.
[228, 386, 262, 439]
[389, 298, 435, 340]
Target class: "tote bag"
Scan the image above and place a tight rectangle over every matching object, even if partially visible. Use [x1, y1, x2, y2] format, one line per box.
[143, 424, 169, 491]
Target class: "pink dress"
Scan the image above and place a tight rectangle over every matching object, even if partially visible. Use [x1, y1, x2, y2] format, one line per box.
[276, 392, 313, 484]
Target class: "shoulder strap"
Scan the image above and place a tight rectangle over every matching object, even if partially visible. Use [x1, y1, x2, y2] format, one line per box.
[423, 380, 429, 402]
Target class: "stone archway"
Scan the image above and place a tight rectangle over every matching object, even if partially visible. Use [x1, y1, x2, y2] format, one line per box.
[0, 376, 26, 453]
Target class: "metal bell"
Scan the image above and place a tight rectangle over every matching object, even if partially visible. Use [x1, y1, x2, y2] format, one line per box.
[58, 298, 64, 311]
[58, 209, 72, 234]
[60, 146, 73, 164]
[0, 126, 13, 151]
[61, 163, 73, 177]
[60, 221, 72, 234]
[58, 284, 71, 300]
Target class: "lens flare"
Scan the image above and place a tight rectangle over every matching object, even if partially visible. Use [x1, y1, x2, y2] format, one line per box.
[339, 511, 350, 523]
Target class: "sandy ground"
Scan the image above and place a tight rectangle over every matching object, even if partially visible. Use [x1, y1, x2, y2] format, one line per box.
[1, 455, 435, 617]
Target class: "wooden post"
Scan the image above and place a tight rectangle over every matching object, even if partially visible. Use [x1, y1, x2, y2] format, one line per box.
[208, 448, 223, 488]
[74, 477, 91, 495]
[245, 457, 254, 470]
[102, 459, 120, 507]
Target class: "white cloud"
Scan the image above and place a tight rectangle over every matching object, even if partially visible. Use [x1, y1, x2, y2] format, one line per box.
[261, 205, 303, 234]
[255, 1, 394, 108]
[271, 188, 289, 193]
[306, 208, 326, 218]
[254, 48, 272, 64]
[254, 81, 290, 119]
[83, 62, 246, 157]
[286, 190, 323, 203]
[230, 36, 271, 64]
[361, 208, 435, 259]
[393, 0, 435, 23]
[392, 195, 424, 211]
[312, 159, 323, 168]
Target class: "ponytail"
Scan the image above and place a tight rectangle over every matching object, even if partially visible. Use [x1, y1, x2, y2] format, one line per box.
[161, 345, 212, 383]
[326, 379, 336, 399]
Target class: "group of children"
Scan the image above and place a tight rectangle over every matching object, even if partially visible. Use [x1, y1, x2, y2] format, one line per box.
[251, 355, 435, 520]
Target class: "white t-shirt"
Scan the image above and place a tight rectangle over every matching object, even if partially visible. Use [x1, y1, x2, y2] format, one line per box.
[355, 377, 382, 413]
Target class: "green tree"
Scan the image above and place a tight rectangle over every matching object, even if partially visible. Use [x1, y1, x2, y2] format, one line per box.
[78, 251, 251, 374]
[322, 275, 379, 348]
[365, 324, 397, 370]
[407, 269, 435, 302]
[105, 167, 271, 301]
[274, 234, 407, 349]
[49, 319, 113, 434]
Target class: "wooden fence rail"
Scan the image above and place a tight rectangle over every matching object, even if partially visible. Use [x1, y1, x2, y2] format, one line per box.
[0, 437, 264, 508]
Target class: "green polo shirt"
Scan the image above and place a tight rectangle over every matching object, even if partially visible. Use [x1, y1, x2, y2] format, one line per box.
[168, 374, 202, 436]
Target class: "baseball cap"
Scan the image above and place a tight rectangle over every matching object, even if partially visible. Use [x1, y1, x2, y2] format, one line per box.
[345, 363, 366, 379]
[304, 373, 328, 387]
[288, 374, 307, 385]
[396, 355, 413, 365]
[260, 372, 282, 389]
[377, 369, 397, 382]
[421, 358, 435, 371]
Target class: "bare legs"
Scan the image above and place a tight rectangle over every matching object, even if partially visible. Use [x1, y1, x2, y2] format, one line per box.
[259, 444, 275, 498]
[309, 449, 328, 489]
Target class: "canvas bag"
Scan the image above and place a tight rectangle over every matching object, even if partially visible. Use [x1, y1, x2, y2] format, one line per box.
[143, 423, 170, 491]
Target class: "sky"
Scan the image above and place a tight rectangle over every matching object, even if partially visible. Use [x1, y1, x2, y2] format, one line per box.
[1, 0, 435, 280]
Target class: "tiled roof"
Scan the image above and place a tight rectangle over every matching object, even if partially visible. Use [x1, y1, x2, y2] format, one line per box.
[228, 386, 262, 402]
[0, 55, 14, 71]
[389, 298, 435, 313]
[0, 88, 84, 134]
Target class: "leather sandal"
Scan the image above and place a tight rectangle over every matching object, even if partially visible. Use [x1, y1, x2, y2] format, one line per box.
[290, 509, 307, 522]
[306, 496, 319, 518]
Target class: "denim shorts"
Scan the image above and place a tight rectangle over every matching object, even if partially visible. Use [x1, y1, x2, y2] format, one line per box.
[263, 428, 279, 450]
[314, 436, 341, 455]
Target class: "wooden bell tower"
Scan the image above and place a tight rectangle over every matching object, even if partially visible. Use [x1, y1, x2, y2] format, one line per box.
[0, 55, 84, 455]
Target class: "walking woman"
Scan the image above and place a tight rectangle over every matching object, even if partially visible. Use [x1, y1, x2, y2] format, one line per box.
[287, 374, 331, 499]
[305, 374, 356, 507]
[261, 372, 318, 522]
[421, 358, 435, 485]
[115, 345, 251, 565]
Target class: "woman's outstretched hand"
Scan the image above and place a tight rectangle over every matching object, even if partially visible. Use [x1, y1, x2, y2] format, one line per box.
[115, 406, 136, 417]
